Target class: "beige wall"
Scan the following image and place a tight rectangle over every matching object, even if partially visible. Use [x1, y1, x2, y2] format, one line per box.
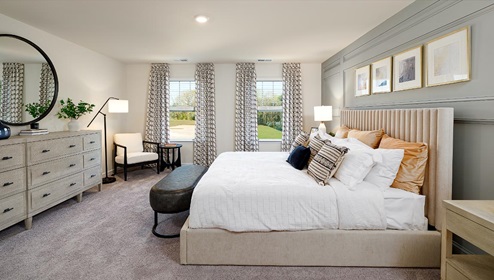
[125, 63, 321, 163]
[0, 14, 127, 175]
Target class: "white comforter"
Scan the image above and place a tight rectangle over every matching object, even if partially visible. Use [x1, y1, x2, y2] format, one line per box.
[189, 152, 387, 232]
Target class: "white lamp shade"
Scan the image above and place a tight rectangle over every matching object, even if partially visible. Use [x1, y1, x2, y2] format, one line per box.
[108, 99, 128, 113]
[314, 106, 333, 121]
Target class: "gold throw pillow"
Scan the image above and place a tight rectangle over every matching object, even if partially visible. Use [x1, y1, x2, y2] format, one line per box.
[347, 128, 384, 148]
[379, 134, 428, 194]
[335, 125, 350, 138]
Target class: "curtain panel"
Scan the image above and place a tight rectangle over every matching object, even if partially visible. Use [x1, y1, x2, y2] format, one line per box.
[145, 63, 170, 150]
[234, 63, 258, 152]
[281, 63, 303, 152]
[1, 62, 24, 123]
[39, 63, 55, 106]
[193, 63, 217, 166]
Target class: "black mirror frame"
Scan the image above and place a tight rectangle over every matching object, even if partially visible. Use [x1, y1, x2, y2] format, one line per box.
[0, 34, 59, 126]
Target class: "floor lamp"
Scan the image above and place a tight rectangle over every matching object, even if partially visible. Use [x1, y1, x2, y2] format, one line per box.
[87, 97, 129, 184]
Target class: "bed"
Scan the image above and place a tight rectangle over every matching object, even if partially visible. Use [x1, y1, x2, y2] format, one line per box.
[180, 108, 454, 267]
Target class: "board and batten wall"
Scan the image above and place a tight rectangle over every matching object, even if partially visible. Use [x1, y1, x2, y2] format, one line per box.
[125, 63, 321, 163]
[321, 0, 494, 253]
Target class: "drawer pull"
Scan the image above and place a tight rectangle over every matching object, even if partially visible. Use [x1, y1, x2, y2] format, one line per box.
[42, 149, 50, 153]
[3, 207, 14, 213]
[69, 144, 76, 148]
[42, 171, 51, 175]
[2, 156, 12, 160]
[2, 182, 13, 187]
[42, 193, 51, 198]
[90, 174, 96, 178]
[70, 183, 77, 187]
[90, 158, 96, 161]
[89, 141, 95, 144]
[69, 164, 76, 167]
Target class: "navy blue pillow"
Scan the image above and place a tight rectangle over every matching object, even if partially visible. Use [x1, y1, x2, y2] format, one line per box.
[286, 145, 311, 170]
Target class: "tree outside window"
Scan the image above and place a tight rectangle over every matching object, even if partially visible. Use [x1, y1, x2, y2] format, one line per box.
[257, 81, 282, 140]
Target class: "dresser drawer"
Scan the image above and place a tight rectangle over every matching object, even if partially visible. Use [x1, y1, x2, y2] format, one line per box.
[83, 151, 101, 169]
[84, 166, 101, 187]
[446, 262, 469, 280]
[0, 144, 25, 172]
[28, 137, 83, 164]
[0, 192, 26, 225]
[29, 154, 83, 187]
[83, 134, 101, 151]
[29, 173, 83, 212]
[0, 168, 26, 200]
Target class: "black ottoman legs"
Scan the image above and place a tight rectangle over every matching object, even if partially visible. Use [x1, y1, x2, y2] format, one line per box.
[152, 211, 180, 238]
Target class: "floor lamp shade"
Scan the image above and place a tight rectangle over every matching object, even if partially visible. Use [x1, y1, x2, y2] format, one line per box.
[314, 106, 332, 134]
[108, 100, 128, 113]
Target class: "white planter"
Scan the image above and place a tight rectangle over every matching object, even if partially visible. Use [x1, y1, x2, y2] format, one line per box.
[68, 119, 80, 131]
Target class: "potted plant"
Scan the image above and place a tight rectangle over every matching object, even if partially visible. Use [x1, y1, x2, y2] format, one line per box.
[56, 98, 95, 131]
[25, 102, 50, 129]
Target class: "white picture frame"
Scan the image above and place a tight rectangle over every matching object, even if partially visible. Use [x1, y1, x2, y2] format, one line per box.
[355, 65, 370, 97]
[393, 46, 422, 92]
[371, 57, 392, 94]
[426, 26, 470, 87]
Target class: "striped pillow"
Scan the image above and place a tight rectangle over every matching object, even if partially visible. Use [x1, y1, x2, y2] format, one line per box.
[308, 142, 349, 186]
[308, 134, 331, 165]
[290, 131, 309, 152]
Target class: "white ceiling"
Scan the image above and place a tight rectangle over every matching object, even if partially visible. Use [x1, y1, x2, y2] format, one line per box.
[0, 0, 414, 63]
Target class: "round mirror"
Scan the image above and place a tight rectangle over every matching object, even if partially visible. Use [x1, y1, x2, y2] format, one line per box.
[0, 34, 58, 126]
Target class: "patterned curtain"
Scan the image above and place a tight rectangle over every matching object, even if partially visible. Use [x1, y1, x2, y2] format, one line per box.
[281, 63, 303, 152]
[39, 63, 55, 105]
[234, 63, 258, 151]
[145, 63, 170, 150]
[193, 63, 217, 166]
[1, 63, 24, 123]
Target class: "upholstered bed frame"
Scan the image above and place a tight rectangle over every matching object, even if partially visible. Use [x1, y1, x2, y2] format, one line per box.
[180, 108, 454, 267]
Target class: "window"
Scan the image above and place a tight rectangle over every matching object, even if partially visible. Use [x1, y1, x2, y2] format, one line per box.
[170, 80, 196, 140]
[256, 80, 282, 140]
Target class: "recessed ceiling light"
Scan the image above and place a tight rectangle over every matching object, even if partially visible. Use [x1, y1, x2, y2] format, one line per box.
[195, 15, 209, 24]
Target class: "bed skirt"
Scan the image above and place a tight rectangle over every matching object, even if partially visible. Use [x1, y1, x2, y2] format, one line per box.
[180, 218, 440, 267]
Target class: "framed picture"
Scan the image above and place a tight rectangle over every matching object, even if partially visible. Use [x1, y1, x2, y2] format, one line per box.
[371, 57, 392, 94]
[355, 65, 370, 97]
[393, 46, 422, 91]
[426, 26, 470, 87]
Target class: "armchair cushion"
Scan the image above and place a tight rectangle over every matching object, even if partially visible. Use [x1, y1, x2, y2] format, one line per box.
[115, 152, 158, 165]
[114, 133, 144, 155]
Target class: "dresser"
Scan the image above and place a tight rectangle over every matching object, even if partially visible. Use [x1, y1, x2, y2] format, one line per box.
[441, 200, 494, 280]
[0, 130, 102, 231]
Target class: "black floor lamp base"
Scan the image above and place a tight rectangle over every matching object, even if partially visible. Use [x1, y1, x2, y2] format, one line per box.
[102, 176, 117, 184]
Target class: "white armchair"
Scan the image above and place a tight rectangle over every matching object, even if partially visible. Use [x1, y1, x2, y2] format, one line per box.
[113, 133, 160, 181]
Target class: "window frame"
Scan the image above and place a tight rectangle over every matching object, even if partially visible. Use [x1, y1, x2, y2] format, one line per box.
[169, 80, 196, 141]
[256, 80, 283, 141]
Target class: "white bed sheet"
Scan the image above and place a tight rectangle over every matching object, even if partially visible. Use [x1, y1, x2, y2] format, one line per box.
[383, 187, 428, 230]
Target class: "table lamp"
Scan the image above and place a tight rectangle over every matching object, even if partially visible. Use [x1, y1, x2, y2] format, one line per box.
[314, 106, 332, 134]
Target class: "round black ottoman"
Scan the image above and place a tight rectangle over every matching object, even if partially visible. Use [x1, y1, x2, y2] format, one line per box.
[149, 165, 207, 238]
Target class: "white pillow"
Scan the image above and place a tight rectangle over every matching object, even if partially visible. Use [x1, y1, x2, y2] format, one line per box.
[364, 148, 404, 191]
[334, 149, 375, 189]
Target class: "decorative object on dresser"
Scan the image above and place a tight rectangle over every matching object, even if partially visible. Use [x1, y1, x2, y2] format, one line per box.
[0, 121, 11, 139]
[19, 129, 49, 136]
[441, 200, 494, 280]
[87, 97, 128, 184]
[0, 130, 102, 232]
[113, 133, 160, 181]
[57, 98, 96, 132]
[25, 102, 50, 129]
[0, 34, 59, 127]
[313, 106, 332, 134]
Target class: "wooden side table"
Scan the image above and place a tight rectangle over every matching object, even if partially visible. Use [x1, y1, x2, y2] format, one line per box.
[160, 144, 182, 171]
[441, 200, 494, 280]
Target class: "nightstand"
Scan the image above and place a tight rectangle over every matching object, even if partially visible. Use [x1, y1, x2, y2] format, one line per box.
[441, 200, 494, 280]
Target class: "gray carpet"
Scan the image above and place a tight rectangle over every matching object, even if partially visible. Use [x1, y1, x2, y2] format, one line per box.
[0, 168, 440, 280]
